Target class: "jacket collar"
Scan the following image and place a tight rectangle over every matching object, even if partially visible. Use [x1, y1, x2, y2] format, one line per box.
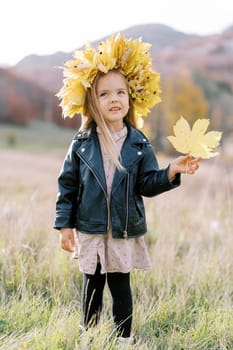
[121, 122, 148, 166]
[75, 122, 148, 192]
[112, 123, 148, 192]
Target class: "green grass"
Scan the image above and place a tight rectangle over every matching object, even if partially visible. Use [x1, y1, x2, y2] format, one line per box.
[0, 121, 76, 151]
[0, 125, 233, 349]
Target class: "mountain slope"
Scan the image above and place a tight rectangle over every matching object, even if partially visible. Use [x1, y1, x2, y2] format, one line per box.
[155, 25, 233, 87]
[13, 23, 200, 92]
[0, 22, 232, 130]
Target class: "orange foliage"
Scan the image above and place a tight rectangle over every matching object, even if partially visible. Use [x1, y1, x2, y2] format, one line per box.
[162, 74, 209, 131]
[144, 74, 209, 151]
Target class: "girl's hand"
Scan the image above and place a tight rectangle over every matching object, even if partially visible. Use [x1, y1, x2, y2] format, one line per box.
[60, 228, 75, 253]
[168, 155, 200, 180]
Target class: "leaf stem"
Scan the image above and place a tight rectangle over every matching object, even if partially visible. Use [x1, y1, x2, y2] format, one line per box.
[186, 156, 190, 175]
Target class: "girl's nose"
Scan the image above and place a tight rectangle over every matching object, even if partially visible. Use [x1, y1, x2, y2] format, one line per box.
[111, 94, 118, 102]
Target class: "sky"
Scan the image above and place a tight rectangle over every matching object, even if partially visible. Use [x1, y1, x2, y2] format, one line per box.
[1, 0, 232, 66]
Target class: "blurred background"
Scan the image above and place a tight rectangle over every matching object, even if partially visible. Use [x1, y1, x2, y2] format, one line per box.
[0, 0, 232, 155]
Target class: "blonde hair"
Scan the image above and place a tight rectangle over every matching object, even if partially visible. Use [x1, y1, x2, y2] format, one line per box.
[82, 70, 138, 170]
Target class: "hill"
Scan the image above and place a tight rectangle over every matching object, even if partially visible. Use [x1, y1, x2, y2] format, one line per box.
[0, 68, 79, 128]
[12, 23, 200, 92]
[11, 23, 233, 92]
[0, 23, 232, 138]
[155, 25, 233, 87]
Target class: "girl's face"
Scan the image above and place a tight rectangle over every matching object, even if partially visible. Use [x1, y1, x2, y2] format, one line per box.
[96, 71, 129, 131]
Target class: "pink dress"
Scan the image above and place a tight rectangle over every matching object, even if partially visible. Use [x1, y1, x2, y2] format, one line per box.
[75, 126, 151, 274]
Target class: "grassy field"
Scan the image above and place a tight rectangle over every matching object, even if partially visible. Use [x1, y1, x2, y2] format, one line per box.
[0, 123, 233, 349]
[0, 121, 76, 151]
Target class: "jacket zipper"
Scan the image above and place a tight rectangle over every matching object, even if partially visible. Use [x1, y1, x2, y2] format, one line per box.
[123, 171, 129, 238]
[78, 153, 110, 232]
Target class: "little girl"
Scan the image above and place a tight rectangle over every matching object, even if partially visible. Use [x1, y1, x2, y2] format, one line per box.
[54, 34, 200, 344]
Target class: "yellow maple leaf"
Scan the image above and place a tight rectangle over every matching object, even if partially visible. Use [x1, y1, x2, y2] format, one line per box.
[167, 116, 222, 158]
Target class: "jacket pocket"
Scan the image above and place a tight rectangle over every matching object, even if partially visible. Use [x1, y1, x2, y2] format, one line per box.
[134, 197, 144, 218]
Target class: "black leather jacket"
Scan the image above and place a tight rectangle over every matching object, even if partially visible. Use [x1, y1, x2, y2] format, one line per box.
[54, 122, 180, 238]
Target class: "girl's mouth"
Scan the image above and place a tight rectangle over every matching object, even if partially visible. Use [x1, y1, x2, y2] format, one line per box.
[109, 107, 120, 111]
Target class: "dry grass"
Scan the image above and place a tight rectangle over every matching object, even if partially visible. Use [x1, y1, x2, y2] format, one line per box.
[0, 147, 233, 349]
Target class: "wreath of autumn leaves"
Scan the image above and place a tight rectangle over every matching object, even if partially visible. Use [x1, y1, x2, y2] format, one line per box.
[57, 33, 161, 122]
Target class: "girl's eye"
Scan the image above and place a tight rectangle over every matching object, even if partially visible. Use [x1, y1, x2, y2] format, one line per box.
[118, 90, 125, 95]
[99, 92, 107, 97]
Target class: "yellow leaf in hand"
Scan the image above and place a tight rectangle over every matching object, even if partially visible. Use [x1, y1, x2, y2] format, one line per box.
[167, 117, 222, 158]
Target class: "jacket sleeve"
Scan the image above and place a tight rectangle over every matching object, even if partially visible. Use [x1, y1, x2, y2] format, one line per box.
[54, 141, 80, 230]
[136, 143, 180, 197]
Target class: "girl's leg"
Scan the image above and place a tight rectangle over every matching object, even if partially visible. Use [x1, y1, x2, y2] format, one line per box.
[107, 272, 132, 338]
[82, 263, 106, 327]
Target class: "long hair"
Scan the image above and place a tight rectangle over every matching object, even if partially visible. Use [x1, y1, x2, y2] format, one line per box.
[82, 70, 138, 170]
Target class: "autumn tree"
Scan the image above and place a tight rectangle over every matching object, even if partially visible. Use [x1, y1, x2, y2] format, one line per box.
[193, 70, 233, 135]
[145, 73, 209, 153]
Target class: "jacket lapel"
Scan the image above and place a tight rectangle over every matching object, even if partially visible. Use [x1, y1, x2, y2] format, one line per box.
[76, 133, 107, 194]
[111, 126, 145, 194]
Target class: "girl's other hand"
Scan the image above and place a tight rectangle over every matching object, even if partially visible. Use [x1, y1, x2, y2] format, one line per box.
[168, 155, 201, 180]
[60, 228, 75, 253]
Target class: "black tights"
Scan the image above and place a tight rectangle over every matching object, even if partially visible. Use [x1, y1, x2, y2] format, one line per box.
[82, 263, 132, 337]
